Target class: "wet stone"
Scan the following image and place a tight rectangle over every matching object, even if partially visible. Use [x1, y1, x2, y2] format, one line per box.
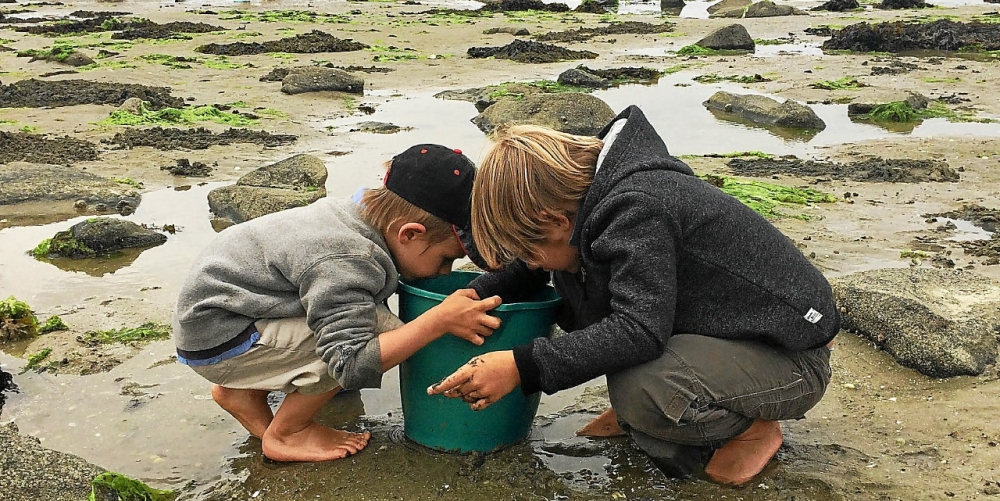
[46, 217, 168, 258]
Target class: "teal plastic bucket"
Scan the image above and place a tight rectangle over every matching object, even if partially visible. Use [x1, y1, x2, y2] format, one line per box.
[397, 270, 561, 453]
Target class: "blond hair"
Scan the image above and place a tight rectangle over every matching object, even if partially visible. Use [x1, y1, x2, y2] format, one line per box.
[472, 124, 603, 269]
[360, 160, 456, 244]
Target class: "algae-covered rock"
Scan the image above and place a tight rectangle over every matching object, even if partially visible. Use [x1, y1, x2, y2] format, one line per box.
[89, 472, 176, 501]
[0, 296, 39, 343]
[703, 91, 826, 130]
[35, 217, 167, 259]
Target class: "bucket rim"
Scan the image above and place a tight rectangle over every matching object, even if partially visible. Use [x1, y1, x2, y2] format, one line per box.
[398, 270, 562, 311]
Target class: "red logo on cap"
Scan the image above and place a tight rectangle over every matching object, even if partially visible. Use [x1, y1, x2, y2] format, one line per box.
[453, 169, 460, 175]
[420, 149, 428, 154]
[453, 148, 462, 154]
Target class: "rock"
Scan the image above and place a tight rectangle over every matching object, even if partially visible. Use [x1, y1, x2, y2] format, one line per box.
[832, 268, 1000, 378]
[281, 67, 364, 95]
[483, 27, 531, 35]
[208, 154, 328, 226]
[879, 0, 932, 8]
[472, 93, 616, 136]
[661, 0, 685, 11]
[743, 0, 808, 17]
[117, 97, 146, 115]
[62, 52, 95, 67]
[0, 163, 140, 227]
[695, 24, 755, 51]
[703, 91, 826, 130]
[811, 0, 858, 11]
[557, 68, 611, 88]
[847, 92, 929, 116]
[575, 0, 618, 13]
[708, 0, 751, 13]
[45, 217, 167, 258]
[236, 153, 327, 190]
[0, 422, 104, 501]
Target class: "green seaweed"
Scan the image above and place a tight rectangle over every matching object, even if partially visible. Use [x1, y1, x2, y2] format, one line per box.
[693, 74, 770, 84]
[809, 77, 866, 90]
[21, 348, 52, 374]
[921, 77, 961, 84]
[900, 250, 930, 259]
[860, 101, 994, 124]
[100, 102, 257, 127]
[18, 125, 38, 133]
[38, 316, 68, 334]
[662, 63, 692, 74]
[218, 9, 352, 24]
[112, 177, 143, 188]
[82, 322, 172, 344]
[698, 174, 836, 220]
[89, 472, 176, 501]
[17, 43, 77, 62]
[677, 44, 748, 56]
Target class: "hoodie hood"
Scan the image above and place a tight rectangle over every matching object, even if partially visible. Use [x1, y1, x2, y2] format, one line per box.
[572, 105, 694, 244]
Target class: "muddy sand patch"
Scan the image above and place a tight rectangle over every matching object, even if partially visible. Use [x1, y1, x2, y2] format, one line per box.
[822, 19, 1000, 53]
[534, 21, 675, 43]
[195, 30, 367, 56]
[468, 39, 597, 63]
[102, 127, 297, 150]
[0, 132, 99, 165]
[727, 156, 960, 183]
[0, 79, 185, 109]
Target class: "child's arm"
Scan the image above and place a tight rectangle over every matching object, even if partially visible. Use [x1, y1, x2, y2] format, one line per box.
[426, 350, 519, 411]
[378, 289, 502, 372]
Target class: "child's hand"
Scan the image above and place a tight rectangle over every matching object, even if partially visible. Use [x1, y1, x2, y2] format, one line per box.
[426, 350, 519, 411]
[432, 288, 502, 345]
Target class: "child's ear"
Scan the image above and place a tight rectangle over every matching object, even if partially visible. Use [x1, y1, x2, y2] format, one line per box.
[540, 211, 573, 230]
[397, 222, 427, 243]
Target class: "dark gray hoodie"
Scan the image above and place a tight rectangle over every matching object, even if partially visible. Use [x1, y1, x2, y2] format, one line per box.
[507, 105, 840, 395]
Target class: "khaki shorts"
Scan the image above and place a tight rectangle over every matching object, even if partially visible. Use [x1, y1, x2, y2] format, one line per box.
[191, 306, 403, 395]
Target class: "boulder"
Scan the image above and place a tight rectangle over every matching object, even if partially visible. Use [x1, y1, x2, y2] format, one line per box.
[661, 0, 686, 10]
[281, 67, 364, 95]
[44, 217, 167, 258]
[472, 93, 616, 136]
[708, 0, 751, 13]
[832, 268, 1000, 378]
[0, 422, 105, 501]
[703, 91, 826, 130]
[695, 24, 755, 51]
[208, 154, 328, 227]
[743, 0, 808, 17]
[557, 68, 611, 89]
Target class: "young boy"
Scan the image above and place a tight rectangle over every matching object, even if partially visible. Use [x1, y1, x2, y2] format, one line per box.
[173, 144, 501, 463]
[429, 106, 839, 486]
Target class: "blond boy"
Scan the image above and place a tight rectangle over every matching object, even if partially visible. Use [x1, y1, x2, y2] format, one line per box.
[433, 107, 838, 486]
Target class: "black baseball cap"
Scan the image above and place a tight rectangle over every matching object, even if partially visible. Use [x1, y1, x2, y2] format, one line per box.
[385, 144, 489, 270]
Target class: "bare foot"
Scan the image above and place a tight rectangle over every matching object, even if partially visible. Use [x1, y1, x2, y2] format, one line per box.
[262, 422, 371, 462]
[211, 385, 273, 438]
[704, 420, 783, 486]
[576, 407, 626, 437]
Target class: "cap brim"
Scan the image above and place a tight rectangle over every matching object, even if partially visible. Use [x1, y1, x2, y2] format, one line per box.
[454, 225, 493, 272]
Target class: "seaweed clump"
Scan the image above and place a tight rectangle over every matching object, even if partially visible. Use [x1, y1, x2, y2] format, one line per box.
[0, 296, 39, 343]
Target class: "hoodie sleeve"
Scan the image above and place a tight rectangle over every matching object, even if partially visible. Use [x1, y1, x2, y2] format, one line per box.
[467, 260, 550, 303]
[519, 190, 680, 394]
[298, 253, 391, 391]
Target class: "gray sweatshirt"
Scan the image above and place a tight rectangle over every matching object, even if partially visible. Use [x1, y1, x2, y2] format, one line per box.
[172, 197, 398, 390]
